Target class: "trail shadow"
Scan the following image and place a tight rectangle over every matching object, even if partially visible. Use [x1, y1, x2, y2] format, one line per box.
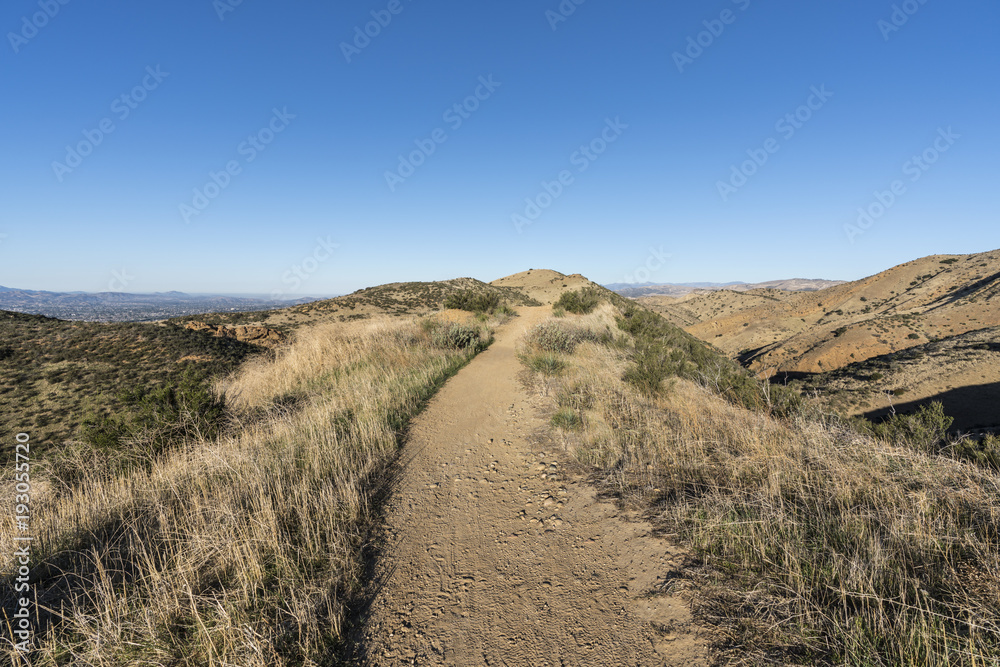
[335, 442, 410, 666]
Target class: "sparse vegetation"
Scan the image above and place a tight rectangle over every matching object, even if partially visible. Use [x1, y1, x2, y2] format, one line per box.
[425, 320, 493, 350]
[443, 289, 502, 314]
[554, 286, 602, 314]
[0, 315, 495, 664]
[526, 304, 1000, 666]
[551, 407, 582, 430]
[0, 311, 259, 462]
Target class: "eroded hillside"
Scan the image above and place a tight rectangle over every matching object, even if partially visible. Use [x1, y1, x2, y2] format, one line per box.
[685, 249, 1000, 377]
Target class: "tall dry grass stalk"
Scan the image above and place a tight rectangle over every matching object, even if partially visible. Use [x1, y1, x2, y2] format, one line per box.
[527, 310, 1000, 666]
[1, 316, 482, 665]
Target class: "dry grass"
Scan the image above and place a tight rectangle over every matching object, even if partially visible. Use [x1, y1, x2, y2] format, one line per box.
[1, 316, 488, 665]
[525, 309, 1000, 666]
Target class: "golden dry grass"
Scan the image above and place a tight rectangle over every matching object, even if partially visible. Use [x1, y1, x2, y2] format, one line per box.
[525, 308, 1000, 666]
[1, 316, 486, 665]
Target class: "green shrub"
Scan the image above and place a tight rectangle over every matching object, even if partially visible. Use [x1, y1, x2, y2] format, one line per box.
[552, 306, 566, 318]
[443, 289, 502, 314]
[521, 352, 566, 377]
[431, 323, 490, 350]
[554, 287, 601, 314]
[873, 401, 953, 453]
[81, 367, 227, 462]
[524, 322, 602, 354]
[951, 433, 1000, 469]
[907, 332, 920, 339]
[614, 305, 804, 418]
[551, 407, 582, 430]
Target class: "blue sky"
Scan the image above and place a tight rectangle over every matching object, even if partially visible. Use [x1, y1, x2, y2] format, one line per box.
[1, 0, 997, 296]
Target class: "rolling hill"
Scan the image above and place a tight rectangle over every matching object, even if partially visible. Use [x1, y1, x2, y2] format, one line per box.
[668, 249, 1000, 430]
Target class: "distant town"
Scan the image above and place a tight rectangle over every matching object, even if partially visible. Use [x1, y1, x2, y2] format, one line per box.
[0, 286, 323, 322]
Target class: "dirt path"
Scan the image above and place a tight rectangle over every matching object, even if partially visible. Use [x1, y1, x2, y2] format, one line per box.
[356, 307, 707, 666]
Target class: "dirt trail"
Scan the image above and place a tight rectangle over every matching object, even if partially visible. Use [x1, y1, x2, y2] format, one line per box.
[356, 307, 707, 666]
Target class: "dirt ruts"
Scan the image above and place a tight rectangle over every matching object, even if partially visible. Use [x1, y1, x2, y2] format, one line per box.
[354, 307, 707, 666]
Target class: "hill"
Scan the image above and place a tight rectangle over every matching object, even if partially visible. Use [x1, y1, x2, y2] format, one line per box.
[684, 249, 1000, 378]
[638, 288, 800, 327]
[608, 278, 843, 298]
[177, 277, 542, 329]
[3, 271, 998, 667]
[490, 268, 596, 304]
[0, 310, 260, 464]
[791, 325, 1000, 431]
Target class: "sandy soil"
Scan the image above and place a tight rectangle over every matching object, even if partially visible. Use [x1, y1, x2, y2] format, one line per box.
[353, 306, 706, 666]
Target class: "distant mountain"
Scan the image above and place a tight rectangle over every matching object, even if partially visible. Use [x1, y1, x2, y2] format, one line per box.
[606, 279, 843, 298]
[0, 286, 321, 322]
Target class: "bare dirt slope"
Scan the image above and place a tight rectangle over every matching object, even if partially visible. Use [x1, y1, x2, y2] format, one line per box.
[685, 249, 1000, 377]
[355, 306, 706, 666]
[638, 288, 799, 328]
[793, 326, 1000, 431]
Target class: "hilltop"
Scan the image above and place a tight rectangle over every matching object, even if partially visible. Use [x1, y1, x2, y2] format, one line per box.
[177, 277, 543, 329]
[490, 268, 596, 304]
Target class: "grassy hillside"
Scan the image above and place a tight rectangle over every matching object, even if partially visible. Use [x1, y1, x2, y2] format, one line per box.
[0, 310, 259, 460]
[0, 310, 501, 665]
[164, 278, 541, 330]
[519, 301, 1000, 666]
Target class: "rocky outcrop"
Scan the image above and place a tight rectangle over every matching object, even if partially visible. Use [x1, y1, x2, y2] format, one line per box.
[183, 321, 287, 347]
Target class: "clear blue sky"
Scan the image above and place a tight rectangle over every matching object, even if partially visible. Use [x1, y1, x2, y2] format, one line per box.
[2, 0, 997, 296]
